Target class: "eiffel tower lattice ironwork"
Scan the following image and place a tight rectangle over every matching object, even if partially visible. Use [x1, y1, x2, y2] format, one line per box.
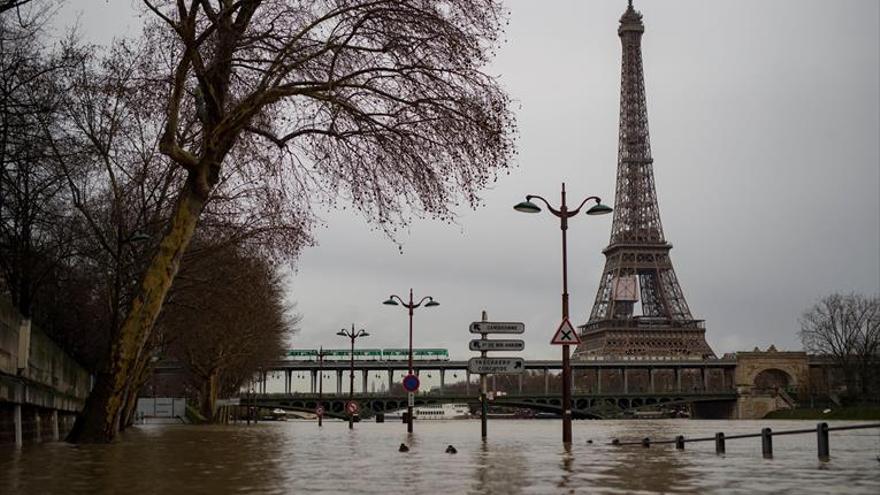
[574, 1, 715, 359]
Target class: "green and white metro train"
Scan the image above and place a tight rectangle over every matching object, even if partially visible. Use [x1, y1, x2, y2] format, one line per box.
[286, 348, 449, 361]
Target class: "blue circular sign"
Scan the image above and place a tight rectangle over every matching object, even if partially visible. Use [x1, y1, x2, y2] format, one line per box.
[402, 374, 420, 392]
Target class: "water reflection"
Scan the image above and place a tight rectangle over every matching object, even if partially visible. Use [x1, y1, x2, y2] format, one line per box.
[556, 450, 575, 493]
[598, 442, 697, 494]
[470, 440, 528, 494]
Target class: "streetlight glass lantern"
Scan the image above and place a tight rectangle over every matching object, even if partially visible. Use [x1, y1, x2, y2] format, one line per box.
[382, 298, 399, 306]
[424, 299, 440, 307]
[513, 200, 541, 213]
[586, 202, 613, 216]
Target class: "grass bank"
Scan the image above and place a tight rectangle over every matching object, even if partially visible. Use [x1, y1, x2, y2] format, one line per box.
[764, 406, 880, 420]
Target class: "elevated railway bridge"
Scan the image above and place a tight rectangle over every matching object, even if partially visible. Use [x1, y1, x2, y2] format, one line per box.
[156, 350, 835, 419]
[235, 358, 740, 419]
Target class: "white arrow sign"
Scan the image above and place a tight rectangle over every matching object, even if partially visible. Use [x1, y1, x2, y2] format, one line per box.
[468, 357, 525, 374]
[550, 318, 581, 345]
[469, 321, 525, 334]
[469, 339, 525, 352]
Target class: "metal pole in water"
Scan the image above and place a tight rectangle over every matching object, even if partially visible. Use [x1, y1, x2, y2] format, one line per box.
[675, 435, 685, 450]
[761, 428, 773, 458]
[817, 422, 830, 461]
[480, 310, 488, 440]
[715, 432, 726, 455]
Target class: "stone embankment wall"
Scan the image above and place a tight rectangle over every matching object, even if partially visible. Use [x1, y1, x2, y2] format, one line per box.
[0, 297, 91, 446]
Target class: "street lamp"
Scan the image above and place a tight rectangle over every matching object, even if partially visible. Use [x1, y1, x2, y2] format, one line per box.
[337, 324, 369, 429]
[514, 182, 612, 445]
[317, 347, 328, 427]
[383, 289, 439, 433]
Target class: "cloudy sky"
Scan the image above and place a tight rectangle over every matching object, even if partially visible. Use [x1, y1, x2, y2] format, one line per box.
[61, 1, 879, 363]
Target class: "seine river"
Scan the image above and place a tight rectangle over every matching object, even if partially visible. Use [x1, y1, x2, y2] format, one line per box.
[2, 419, 879, 494]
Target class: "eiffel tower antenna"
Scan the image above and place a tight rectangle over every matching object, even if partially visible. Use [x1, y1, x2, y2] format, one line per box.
[575, 2, 715, 359]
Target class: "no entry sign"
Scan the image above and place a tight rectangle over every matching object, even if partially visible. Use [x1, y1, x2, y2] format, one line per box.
[402, 373, 420, 392]
[345, 401, 359, 415]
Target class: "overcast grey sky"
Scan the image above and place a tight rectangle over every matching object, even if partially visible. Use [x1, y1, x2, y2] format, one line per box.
[60, 1, 879, 363]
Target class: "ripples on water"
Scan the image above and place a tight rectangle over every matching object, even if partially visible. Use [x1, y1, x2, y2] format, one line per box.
[1, 420, 879, 494]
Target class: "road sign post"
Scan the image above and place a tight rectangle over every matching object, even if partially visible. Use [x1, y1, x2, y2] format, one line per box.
[469, 313, 526, 441]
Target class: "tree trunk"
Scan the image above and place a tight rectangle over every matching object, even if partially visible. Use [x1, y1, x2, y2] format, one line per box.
[119, 354, 155, 431]
[200, 370, 219, 422]
[67, 183, 206, 443]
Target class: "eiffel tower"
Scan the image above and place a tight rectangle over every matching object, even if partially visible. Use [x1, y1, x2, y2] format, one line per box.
[574, 1, 715, 359]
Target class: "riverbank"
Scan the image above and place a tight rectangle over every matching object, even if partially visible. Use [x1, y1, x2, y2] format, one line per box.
[764, 406, 880, 420]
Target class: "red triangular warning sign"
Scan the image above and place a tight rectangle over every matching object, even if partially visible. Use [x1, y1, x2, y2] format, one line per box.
[550, 318, 581, 345]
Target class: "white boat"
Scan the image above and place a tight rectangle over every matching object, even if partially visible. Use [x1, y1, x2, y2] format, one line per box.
[386, 403, 471, 420]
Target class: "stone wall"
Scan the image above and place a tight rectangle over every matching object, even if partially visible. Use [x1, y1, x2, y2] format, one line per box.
[0, 296, 90, 445]
[0, 296, 90, 409]
[733, 347, 810, 419]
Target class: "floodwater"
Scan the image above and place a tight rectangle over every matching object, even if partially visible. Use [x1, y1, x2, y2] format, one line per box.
[1, 419, 879, 494]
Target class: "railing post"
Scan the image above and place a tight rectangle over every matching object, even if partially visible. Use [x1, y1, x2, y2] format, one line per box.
[675, 435, 685, 450]
[52, 410, 59, 441]
[14, 404, 22, 448]
[715, 432, 725, 455]
[817, 422, 830, 461]
[761, 428, 773, 458]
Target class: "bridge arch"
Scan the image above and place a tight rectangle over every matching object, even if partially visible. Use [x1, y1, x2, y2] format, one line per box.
[734, 349, 809, 391]
[753, 368, 793, 391]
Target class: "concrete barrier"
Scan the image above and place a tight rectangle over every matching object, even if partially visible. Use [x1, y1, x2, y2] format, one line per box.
[0, 297, 91, 446]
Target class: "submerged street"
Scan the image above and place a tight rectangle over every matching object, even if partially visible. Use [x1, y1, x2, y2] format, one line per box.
[2, 420, 879, 494]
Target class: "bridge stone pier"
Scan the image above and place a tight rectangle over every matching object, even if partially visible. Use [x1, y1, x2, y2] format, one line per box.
[732, 346, 810, 419]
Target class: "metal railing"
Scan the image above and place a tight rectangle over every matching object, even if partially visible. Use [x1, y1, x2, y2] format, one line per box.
[610, 422, 880, 460]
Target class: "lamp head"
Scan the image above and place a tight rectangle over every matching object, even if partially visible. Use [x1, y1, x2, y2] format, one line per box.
[382, 297, 398, 306]
[361, 331, 370, 337]
[586, 202, 613, 216]
[424, 299, 440, 308]
[336, 330, 346, 336]
[513, 200, 541, 214]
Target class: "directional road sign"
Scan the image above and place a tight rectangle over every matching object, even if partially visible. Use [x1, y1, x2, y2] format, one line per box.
[469, 339, 525, 352]
[345, 401, 360, 415]
[402, 373, 420, 392]
[470, 321, 525, 334]
[550, 318, 581, 345]
[467, 357, 525, 374]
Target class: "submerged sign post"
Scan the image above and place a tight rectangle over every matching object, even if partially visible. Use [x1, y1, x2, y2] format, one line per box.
[469, 313, 526, 441]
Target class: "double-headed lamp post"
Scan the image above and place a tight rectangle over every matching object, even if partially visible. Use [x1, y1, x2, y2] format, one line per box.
[383, 289, 439, 433]
[514, 182, 612, 445]
[337, 324, 369, 429]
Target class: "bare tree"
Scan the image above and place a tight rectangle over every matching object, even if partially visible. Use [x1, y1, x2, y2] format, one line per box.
[67, 0, 514, 443]
[0, 0, 40, 16]
[162, 243, 297, 421]
[0, 4, 80, 320]
[800, 293, 880, 399]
